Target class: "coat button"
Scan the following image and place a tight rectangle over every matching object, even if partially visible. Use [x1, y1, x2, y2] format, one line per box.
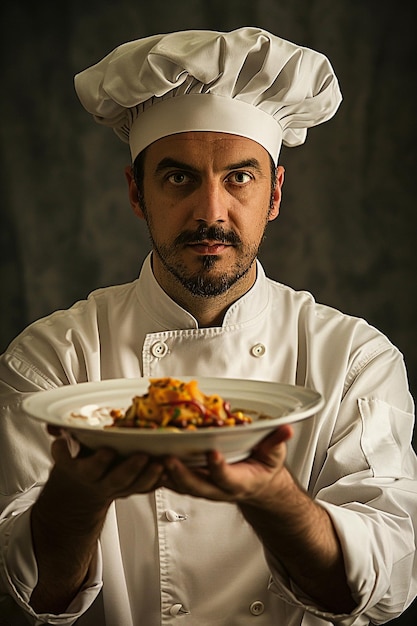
[165, 509, 188, 522]
[150, 341, 168, 358]
[249, 600, 265, 615]
[250, 343, 266, 357]
[169, 603, 189, 616]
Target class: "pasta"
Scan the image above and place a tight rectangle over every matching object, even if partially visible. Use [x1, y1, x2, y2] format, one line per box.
[108, 377, 253, 430]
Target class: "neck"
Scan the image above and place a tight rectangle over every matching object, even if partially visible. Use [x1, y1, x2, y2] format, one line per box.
[181, 294, 233, 327]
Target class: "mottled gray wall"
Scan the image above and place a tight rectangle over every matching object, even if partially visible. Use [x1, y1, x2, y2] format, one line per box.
[1, 1, 416, 622]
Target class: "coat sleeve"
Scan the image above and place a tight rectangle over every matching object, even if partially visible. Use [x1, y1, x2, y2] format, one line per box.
[0, 347, 103, 624]
[266, 337, 417, 624]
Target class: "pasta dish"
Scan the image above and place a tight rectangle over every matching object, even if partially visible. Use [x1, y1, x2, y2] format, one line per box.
[108, 377, 253, 430]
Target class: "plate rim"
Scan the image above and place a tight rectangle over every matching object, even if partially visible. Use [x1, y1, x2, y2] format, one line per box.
[22, 376, 324, 436]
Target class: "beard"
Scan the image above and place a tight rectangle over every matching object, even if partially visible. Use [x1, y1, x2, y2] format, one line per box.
[146, 222, 265, 298]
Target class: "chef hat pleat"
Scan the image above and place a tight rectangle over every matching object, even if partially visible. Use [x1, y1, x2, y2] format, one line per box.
[75, 27, 342, 164]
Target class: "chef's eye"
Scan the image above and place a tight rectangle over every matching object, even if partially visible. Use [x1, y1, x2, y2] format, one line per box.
[168, 172, 191, 185]
[228, 171, 252, 185]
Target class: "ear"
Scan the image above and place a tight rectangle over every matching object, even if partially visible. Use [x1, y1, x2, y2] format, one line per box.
[268, 165, 285, 221]
[125, 165, 146, 219]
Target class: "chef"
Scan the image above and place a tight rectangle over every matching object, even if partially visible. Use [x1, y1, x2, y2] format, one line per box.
[0, 27, 416, 626]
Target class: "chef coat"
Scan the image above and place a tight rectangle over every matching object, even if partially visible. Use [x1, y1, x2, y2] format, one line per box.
[0, 255, 416, 626]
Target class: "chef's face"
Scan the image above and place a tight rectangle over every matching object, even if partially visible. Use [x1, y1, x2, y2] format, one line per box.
[128, 131, 284, 299]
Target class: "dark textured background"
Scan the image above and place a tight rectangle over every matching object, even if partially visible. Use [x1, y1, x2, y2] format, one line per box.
[1, 1, 416, 623]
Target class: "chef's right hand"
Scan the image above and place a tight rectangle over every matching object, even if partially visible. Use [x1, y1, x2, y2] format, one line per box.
[46, 426, 166, 508]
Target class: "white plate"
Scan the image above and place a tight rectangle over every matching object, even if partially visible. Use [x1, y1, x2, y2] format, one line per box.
[22, 377, 324, 466]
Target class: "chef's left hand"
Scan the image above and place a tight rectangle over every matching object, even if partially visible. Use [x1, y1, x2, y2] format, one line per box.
[161, 424, 293, 503]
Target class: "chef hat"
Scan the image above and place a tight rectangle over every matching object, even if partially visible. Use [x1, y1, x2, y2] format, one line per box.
[74, 27, 342, 164]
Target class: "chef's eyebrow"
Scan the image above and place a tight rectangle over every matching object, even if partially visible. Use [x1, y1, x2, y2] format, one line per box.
[155, 158, 199, 174]
[226, 158, 263, 173]
[154, 157, 263, 174]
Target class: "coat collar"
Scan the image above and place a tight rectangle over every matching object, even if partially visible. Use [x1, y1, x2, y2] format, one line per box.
[135, 254, 270, 330]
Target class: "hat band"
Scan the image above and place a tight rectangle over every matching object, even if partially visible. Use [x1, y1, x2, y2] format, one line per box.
[128, 93, 283, 163]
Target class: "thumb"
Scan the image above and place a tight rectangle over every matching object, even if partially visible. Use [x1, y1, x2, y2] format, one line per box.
[251, 425, 293, 467]
[51, 436, 73, 465]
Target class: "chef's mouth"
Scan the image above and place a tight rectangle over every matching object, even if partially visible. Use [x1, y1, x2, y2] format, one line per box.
[187, 241, 232, 254]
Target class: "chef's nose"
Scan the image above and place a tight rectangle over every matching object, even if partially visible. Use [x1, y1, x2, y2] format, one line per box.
[192, 180, 228, 223]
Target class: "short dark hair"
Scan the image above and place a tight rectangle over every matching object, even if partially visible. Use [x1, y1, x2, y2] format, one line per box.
[132, 148, 147, 208]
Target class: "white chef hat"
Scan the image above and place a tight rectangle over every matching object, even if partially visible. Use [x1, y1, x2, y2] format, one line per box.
[74, 27, 342, 164]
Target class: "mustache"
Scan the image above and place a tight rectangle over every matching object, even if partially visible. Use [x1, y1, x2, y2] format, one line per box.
[174, 225, 242, 246]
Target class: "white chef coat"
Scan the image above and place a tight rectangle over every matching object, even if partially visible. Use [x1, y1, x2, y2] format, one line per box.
[0, 255, 416, 626]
